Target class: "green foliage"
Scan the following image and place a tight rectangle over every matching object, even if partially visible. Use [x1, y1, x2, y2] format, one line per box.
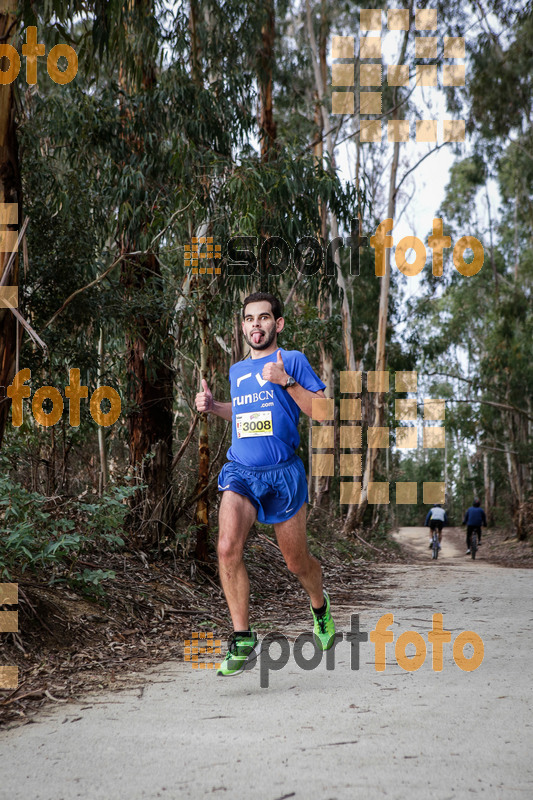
[404, 11, 533, 523]
[467, 7, 533, 141]
[68, 568, 117, 596]
[439, 156, 487, 231]
[0, 463, 134, 596]
[5, 0, 530, 552]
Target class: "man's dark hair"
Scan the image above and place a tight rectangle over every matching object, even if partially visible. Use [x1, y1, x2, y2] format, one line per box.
[242, 292, 283, 320]
[473, 499, 481, 507]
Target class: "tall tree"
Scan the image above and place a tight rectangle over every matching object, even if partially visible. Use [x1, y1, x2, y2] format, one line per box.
[344, 2, 413, 534]
[0, 0, 21, 447]
[114, 1, 174, 544]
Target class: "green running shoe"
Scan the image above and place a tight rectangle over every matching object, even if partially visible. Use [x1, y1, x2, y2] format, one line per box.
[217, 630, 261, 677]
[311, 591, 336, 651]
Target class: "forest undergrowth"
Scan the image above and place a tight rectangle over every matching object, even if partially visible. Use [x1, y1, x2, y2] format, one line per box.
[0, 494, 399, 728]
[1, 484, 532, 728]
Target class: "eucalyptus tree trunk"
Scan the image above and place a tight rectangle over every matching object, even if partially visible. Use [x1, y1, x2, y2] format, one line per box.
[259, 0, 277, 162]
[195, 297, 210, 561]
[231, 312, 243, 365]
[519, 400, 532, 498]
[189, 3, 222, 560]
[503, 386, 523, 513]
[315, 332, 334, 508]
[190, 0, 201, 84]
[0, 0, 21, 447]
[444, 430, 449, 507]
[513, 190, 519, 281]
[483, 451, 493, 524]
[306, 0, 356, 373]
[97, 328, 109, 494]
[343, 9, 412, 536]
[119, 6, 174, 545]
[344, 132, 400, 534]
[465, 448, 478, 500]
[457, 432, 465, 514]
[258, 0, 277, 292]
[312, 0, 333, 508]
[123, 249, 174, 544]
[504, 433, 522, 510]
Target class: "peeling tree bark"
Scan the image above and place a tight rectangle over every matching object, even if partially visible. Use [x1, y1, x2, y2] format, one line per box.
[259, 0, 277, 163]
[119, 14, 174, 543]
[343, 7, 412, 535]
[97, 327, 109, 494]
[194, 295, 210, 561]
[231, 311, 243, 365]
[0, 0, 21, 448]
[123, 253, 174, 544]
[483, 450, 493, 524]
[306, 0, 356, 374]
[258, 0, 277, 292]
[312, 0, 333, 509]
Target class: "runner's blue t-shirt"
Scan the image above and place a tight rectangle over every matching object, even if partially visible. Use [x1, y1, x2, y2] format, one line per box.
[226, 348, 325, 467]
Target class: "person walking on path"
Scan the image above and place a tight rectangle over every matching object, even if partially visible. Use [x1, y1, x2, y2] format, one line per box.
[425, 503, 449, 549]
[194, 292, 335, 676]
[463, 499, 488, 554]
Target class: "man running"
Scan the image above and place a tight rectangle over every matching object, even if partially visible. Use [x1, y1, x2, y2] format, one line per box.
[195, 292, 335, 676]
[463, 499, 487, 554]
[425, 503, 448, 549]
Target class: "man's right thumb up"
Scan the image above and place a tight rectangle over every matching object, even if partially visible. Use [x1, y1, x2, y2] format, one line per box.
[201, 378, 210, 394]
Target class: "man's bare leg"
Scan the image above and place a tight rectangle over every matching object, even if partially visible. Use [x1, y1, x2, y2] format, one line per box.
[273, 503, 324, 608]
[217, 490, 257, 630]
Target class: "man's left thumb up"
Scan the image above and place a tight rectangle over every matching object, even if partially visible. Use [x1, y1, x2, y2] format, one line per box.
[277, 350, 284, 364]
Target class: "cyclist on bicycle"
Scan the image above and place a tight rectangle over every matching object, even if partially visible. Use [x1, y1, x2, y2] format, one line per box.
[425, 503, 448, 549]
[463, 499, 487, 555]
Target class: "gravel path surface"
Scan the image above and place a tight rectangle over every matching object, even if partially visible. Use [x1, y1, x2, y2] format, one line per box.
[1, 527, 532, 799]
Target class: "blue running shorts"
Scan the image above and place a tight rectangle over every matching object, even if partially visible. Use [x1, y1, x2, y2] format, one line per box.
[217, 454, 308, 524]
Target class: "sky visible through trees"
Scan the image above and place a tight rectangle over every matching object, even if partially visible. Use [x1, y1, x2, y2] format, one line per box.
[0, 0, 531, 592]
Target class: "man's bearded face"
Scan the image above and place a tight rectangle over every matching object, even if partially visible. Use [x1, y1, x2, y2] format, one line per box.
[242, 302, 280, 351]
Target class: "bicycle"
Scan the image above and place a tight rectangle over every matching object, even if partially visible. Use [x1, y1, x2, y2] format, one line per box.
[431, 528, 439, 560]
[470, 526, 480, 560]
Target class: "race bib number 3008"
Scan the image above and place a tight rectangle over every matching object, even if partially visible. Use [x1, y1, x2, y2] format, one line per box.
[236, 411, 273, 438]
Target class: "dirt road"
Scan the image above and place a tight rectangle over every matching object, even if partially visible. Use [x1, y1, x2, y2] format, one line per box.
[1, 527, 532, 799]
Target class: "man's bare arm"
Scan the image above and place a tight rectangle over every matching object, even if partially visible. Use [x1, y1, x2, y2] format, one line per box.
[211, 401, 232, 422]
[286, 386, 326, 419]
[260, 354, 328, 420]
[195, 380, 232, 421]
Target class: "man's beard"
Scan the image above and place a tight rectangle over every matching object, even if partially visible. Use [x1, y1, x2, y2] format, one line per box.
[244, 327, 277, 351]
